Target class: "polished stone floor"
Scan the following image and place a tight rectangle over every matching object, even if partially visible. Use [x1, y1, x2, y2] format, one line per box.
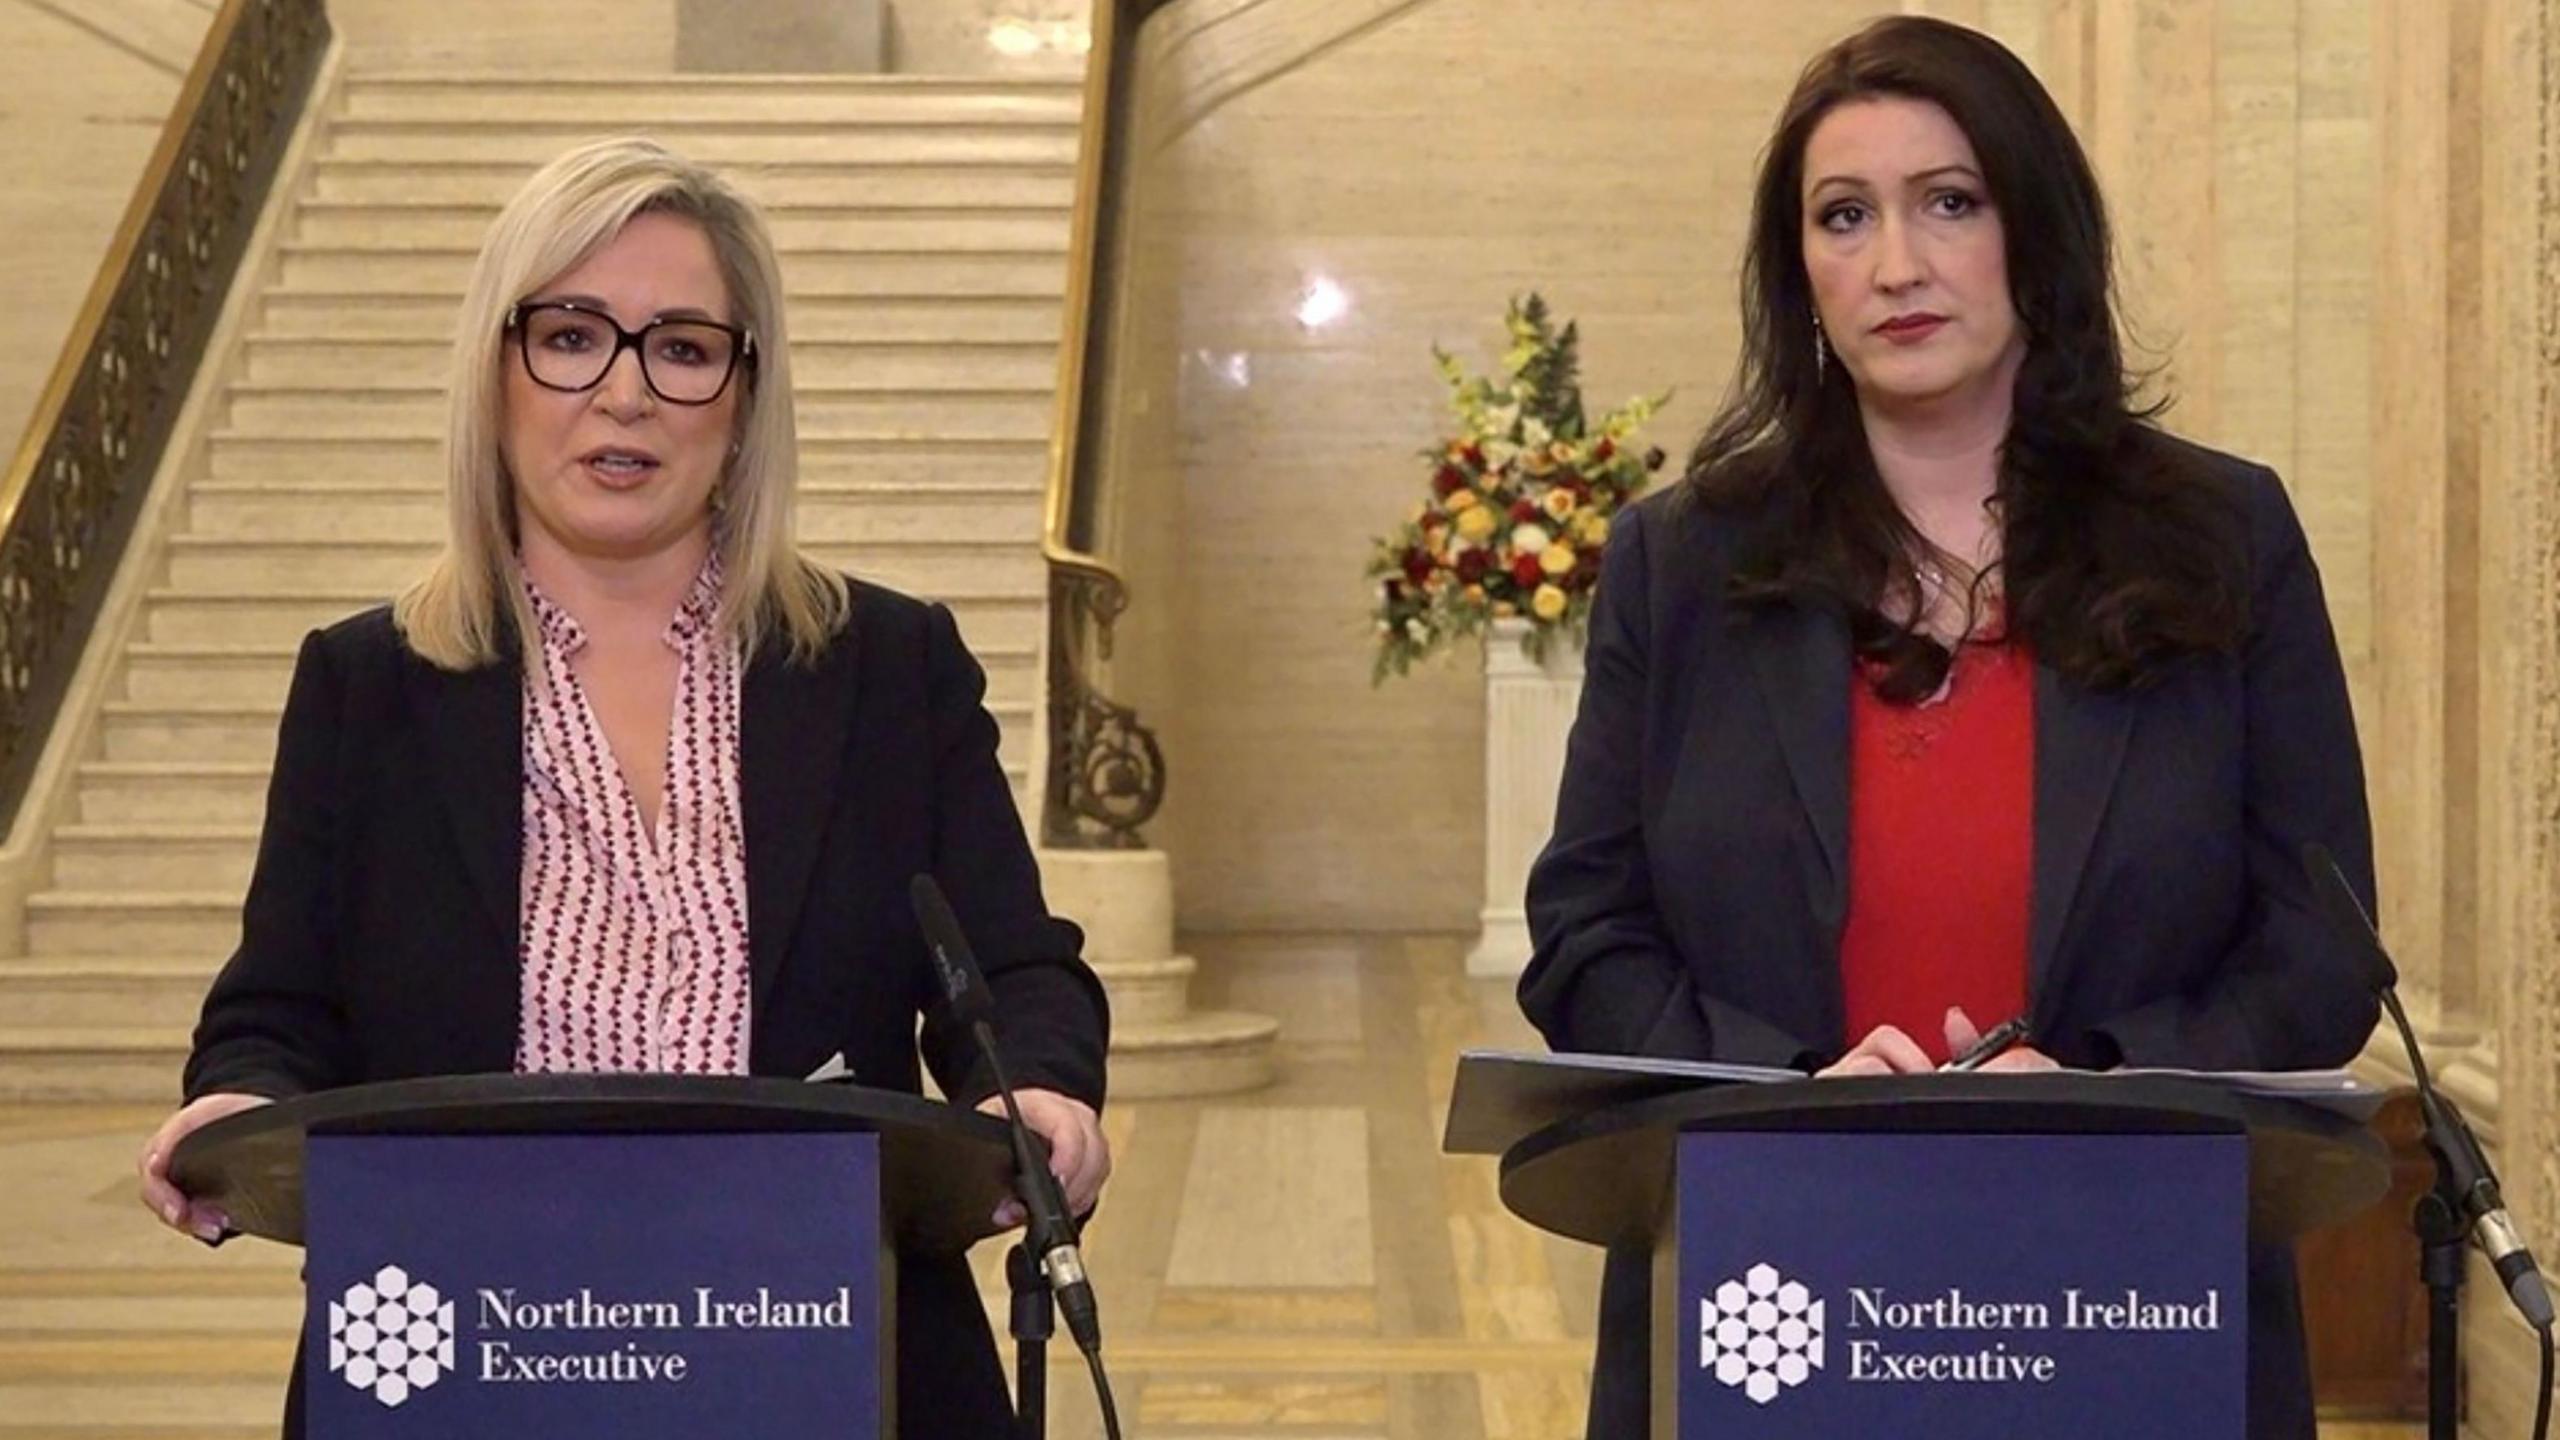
[0, 935, 2426, 1437]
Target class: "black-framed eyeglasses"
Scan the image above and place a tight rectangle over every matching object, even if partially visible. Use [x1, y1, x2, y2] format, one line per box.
[505, 300, 756, 406]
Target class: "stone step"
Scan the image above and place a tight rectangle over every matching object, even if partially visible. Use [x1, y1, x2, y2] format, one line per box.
[0, 956, 214, 1029]
[258, 289, 1063, 343]
[224, 380, 1055, 441]
[334, 76, 1082, 127]
[183, 478, 1044, 543]
[76, 763, 273, 825]
[0, 1026, 190, 1103]
[52, 826, 262, 893]
[159, 535, 1047, 594]
[323, 122, 1080, 168]
[138, 588, 1049, 650]
[206, 432, 1052, 487]
[95, 695, 1039, 766]
[1089, 955, 1198, 1029]
[28, 729, 1032, 949]
[22, 894, 245, 960]
[1107, 1012, 1283, 1100]
[292, 202, 1070, 252]
[241, 334, 1063, 389]
[0, 1294, 298, 1340]
[277, 242, 1067, 298]
[120, 638, 1039, 708]
[307, 158, 1077, 209]
[119, 648, 305, 708]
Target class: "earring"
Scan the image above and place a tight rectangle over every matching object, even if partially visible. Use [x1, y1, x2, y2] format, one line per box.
[1813, 321, 1830, 381]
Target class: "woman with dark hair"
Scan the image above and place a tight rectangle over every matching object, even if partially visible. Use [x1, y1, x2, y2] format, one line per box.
[1520, 16, 2374, 1438]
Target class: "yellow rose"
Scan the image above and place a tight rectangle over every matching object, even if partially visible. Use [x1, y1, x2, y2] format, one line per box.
[1463, 583, 1487, 605]
[1574, 511, 1610, 547]
[1540, 543, 1578, 577]
[1550, 441, 1576, 464]
[1522, 448, 1556, 477]
[1541, 488, 1579, 522]
[1445, 487, 1481, 512]
[1494, 600, 1520, 618]
[1455, 504, 1498, 542]
[1531, 583, 1568, 621]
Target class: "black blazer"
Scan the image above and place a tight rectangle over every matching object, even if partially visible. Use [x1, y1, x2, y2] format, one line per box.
[1521, 436, 2376, 1440]
[185, 578, 1108, 1440]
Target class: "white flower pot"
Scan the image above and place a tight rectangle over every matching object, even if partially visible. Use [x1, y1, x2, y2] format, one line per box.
[1465, 617, 1585, 977]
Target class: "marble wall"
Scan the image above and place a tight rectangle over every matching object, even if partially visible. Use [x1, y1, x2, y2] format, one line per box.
[329, 0, 1091, 75]
[1102, 0, 2394, 934]
[887, 0, 1093, 76]
[0, 1, 213, 461]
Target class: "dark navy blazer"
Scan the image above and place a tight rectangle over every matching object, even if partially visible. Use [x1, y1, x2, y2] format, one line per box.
[185, 579, 1107, 1440]
[1520, 436, 2378, 1440]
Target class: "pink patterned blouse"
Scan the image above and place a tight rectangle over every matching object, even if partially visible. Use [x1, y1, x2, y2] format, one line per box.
[514, 559, 753, 1075]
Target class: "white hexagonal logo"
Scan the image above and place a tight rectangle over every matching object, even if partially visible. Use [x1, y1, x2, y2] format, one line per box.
[1699, 1263, 1824, 1405]
[328, 1264, 455, 1408]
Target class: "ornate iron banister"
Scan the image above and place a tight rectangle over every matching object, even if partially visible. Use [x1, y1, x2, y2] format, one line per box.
[0, 0, 329, 828]
[1041, 0, 1165, 849]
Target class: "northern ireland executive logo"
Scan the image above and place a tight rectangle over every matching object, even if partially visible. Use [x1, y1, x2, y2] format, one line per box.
[1699, 1262, 1826, 1404]
[329, 1265, 456, 1408]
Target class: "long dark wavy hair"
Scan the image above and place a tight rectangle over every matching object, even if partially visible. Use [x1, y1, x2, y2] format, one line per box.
[1690, 15, 2246, 701]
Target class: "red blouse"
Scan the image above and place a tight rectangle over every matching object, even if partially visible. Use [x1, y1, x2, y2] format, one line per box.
[1837, 640, 2035, 1065]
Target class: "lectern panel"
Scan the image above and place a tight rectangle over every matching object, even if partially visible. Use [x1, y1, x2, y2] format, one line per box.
[1664, 1131, 2246, 1438]
[303, 1131, 886, 1437]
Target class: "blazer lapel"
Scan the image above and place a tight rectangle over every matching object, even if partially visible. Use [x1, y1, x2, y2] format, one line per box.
[740, 632, 858, 1013]
[2029, 667, 2134, 1008]
[404, 650, 524, 943]
[1740, 601, 1852, 936]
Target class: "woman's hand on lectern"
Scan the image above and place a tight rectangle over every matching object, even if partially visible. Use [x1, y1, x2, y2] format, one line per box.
[976, 1087, 1112, 1229]
[138, 1092, 273, 1242]
[1815, 1024, 1936, 1077]
[1940, 1006, 2061, 1073]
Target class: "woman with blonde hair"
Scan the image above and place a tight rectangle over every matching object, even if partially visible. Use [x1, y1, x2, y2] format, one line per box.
[137, 137, 1111, 1437]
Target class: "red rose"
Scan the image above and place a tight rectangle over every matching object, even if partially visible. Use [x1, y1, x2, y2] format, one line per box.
[1510, 553, 1543, 587]
[1434, 463, 1466, 497]
[1508, 499, 1539, 524]
[1595, 438, 1616, 462]
[1456, 549, 1489, 583]
[1403, 548, 1434, 584]
[1463, 443, 1486, 469]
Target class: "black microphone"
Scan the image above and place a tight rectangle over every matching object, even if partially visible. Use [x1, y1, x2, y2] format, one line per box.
[908, 874, 1104, 1355]
[2305, 842, 2554, 1331]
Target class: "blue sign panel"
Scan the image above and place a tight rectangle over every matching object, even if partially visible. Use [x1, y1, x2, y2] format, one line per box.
[1674, 1131, 2245, 1439]
[304, 1132, 881, 1438]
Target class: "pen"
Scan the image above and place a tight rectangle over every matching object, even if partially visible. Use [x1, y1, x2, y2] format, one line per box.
[1942, 1014, 2030, 1072]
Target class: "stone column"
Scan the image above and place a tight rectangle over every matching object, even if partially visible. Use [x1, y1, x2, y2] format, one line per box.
[2464, 0, 2560, 1430]
[1466, 621, 1583, 978]
[1040, 849, 1278, 1098]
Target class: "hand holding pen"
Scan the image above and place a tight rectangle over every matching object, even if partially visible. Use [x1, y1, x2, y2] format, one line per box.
[1815, 1008, 2060, 1077]
[1938, 1008, 2059, 1073]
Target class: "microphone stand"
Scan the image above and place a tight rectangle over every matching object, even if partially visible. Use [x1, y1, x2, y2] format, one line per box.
[911, 874, 1123, 1440]
[1007, 1243, 1051, 1440]
[2415, 1176, 2466, 1440]
[2304, 844, 2554, 1440]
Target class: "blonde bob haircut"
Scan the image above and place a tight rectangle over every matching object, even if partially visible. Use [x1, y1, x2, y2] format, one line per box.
[394, 136, 850, 671]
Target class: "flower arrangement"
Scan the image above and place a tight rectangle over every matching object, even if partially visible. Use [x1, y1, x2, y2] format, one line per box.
[1367, 294, 1668, 681]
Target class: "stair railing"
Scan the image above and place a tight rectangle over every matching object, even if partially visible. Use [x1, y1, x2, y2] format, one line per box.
[0, 0, 330, 830]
